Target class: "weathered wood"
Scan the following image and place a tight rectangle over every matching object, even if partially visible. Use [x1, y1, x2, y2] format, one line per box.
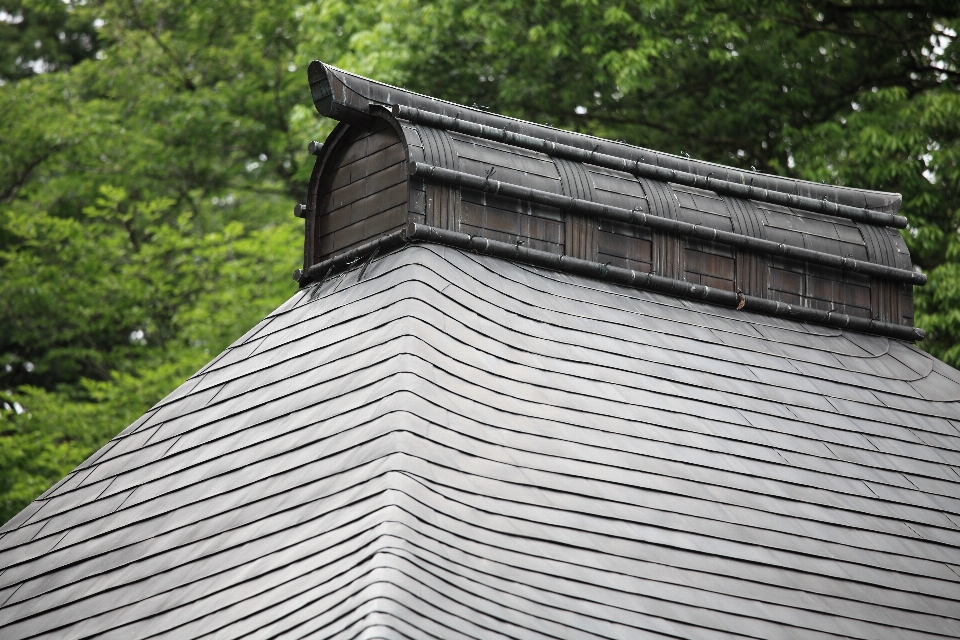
[333, 125, 399, 168]
[320, 164, 406, 217]
[461, 187, 563, 220]
[319, 181, 408, 238]
[599, 218, 652, 241]
[564, 214, 597, 261]
[412, 162, 925, 286]
[901, 287, 914, 324]
[311, 120, 409, 261]
[769, 267, 804, 296]
[691, 273, 736, 292]
[735, 251, 767, 297]
[425, 181, 460, 231]
[324, 142, 406, 192]
[872, 279, 902, 324]
[845, 305, 872, 318]
[772, 290, 803, 307]
[316, 222, 409, 266]
[461, 199, 563, 242]
[598, 230, 652, 264]
[844, 281, 872, 310]
[409, 188, 426, 216]
[318, 204, 408, 256]
[685, 247, 735, 281]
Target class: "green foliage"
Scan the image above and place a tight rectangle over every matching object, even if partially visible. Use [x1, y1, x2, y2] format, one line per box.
[302, 0, 958, 172]
[0, 0, 306, 523]
[0, 0, 99, 81]
[1, 0, 959, 523]
[0, 356, 203, 520]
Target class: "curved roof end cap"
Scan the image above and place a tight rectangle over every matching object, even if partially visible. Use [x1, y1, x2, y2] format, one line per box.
[308, 60, 378, 127]
[305, 60, 903, 215]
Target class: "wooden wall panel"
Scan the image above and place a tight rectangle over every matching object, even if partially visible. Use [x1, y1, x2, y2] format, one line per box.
[901, 287, 914, 326]
[684, 240, 736, 292]
[318, 204, 409, 256]
[459, 188, 563, 253]
[872, 279, 902, 324]
[767, 258, 872, 318]
[565, 214, 598, 261]
[673, 184, 736, 291]
[597, 219, 652, 273]
[315, 122, 408, 262]
[424, 182, 460, 230]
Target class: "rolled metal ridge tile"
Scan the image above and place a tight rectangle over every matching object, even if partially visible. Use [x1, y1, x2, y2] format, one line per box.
[409, 162, 925, 286]
[396, 106, 907, 229]
[307, 61, 904, 216]
[295, 229, 409, 284]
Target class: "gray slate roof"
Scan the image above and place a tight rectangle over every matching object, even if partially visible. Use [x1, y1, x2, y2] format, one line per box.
[2, 243, 960, 638]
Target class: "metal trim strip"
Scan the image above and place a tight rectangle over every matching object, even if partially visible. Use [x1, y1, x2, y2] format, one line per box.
[394, 105, 908, 229]
[409, 162, 925, 287]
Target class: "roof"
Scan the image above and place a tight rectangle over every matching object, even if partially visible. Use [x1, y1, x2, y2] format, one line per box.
[298, 62, 923, 342]
[2, 244, 959, 638]
[308, 62, 903, 215]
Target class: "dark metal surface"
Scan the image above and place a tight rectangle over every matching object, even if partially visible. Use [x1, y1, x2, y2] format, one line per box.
[307, 60, 903, 215]
[301, 66, 918, 330]
[410, 162, 925, 286]
[396, 105, 908, 229]
[293, 223, 923, 341]
[2, 244, 958, 638]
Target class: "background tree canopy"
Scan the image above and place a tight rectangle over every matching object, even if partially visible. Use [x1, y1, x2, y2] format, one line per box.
[1, 0, 958, 522]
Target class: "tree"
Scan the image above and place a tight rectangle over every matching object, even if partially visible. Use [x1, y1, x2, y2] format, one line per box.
[0, 0, 100, 81]
[0, 0, 312, 521]
[2, 0, 959, 522]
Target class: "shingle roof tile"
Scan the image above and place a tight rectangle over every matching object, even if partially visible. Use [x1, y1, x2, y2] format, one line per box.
[1, 245, 958, 638]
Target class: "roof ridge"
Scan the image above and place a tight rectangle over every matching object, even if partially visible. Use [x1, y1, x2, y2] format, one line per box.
[309, 61, 903, 215]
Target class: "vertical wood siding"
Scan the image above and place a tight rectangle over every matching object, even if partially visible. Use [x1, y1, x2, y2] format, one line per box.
[315, 122, 409, 261]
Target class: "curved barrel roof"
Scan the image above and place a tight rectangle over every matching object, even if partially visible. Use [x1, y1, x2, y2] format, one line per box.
[309, 61, 904, 214]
